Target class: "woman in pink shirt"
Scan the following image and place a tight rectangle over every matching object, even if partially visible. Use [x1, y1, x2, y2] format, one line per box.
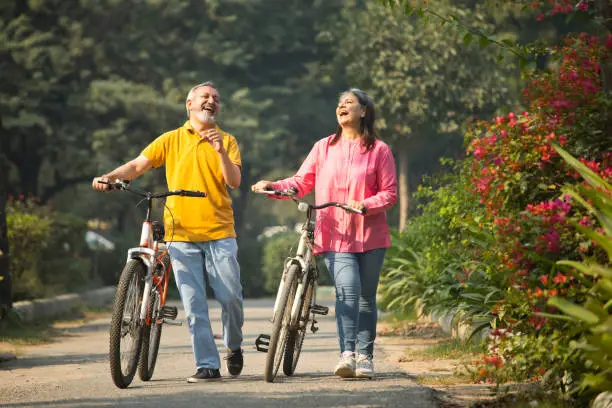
[253, 88, 397, 379]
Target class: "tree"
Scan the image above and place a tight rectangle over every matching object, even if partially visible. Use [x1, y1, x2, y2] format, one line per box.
[323, 1, 517, 230]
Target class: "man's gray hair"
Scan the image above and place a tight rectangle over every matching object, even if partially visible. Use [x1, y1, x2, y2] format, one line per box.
[185, 81, 217, 117]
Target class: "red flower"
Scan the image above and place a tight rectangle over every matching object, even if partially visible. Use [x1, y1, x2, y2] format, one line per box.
[553, 273, 568, 284]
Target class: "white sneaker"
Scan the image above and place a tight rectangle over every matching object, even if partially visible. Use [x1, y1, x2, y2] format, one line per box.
[333, 351, 356, 378]
[355, 354, 374, 378]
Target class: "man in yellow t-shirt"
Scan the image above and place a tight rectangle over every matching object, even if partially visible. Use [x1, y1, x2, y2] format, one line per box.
[92, 82, 244, 382]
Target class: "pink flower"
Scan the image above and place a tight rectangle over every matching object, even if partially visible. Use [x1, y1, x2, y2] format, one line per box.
[543, 229, 561, 253]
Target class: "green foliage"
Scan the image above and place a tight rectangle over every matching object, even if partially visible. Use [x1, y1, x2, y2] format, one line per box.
[543, 145, 612, 394]
[7, 208, 51, 300]
[39, 212, 92, 294]
[237, 237, 265, 298]
[6, 200, 92, 301]
[261, 231, 301, 294]
[323, 0, 518, 190]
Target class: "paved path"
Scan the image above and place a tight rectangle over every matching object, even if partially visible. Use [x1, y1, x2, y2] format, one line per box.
[1, 299, 439, 408]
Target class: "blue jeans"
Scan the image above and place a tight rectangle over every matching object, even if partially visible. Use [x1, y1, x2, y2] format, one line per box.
[168, 238, 244, 370]
[322, 248, 387, 357]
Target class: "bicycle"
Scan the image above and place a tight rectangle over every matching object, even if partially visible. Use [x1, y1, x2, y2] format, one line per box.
[253, 187, 364, 382]
[100, 180, 206, 389]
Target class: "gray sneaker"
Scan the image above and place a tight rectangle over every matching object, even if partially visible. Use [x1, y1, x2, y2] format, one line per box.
[333, 351, 356, 378]
[355, 354, 374, 379]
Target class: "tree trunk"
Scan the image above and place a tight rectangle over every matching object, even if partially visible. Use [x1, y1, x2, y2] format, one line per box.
[397, 136, 409, 233]
[233, 161, 252, 237]
[0, 134, 12, 317]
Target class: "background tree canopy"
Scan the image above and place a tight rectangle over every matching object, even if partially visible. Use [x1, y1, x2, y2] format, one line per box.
[1, 0, 583, 303]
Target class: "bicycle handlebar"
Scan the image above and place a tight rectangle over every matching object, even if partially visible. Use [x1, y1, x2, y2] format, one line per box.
[99, 180, 207, 199]
[253, 189, 366, 215]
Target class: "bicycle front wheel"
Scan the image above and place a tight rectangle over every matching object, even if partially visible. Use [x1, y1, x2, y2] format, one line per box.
[283, 275, 314, 376]
[264, 264, 299, 382]
[138, 287, 162, 381]
[109, 259, 146, 389]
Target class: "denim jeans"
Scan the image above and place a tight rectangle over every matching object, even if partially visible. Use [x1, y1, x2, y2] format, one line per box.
[168, 238, 244, 370]
[322, 248, 387, 357]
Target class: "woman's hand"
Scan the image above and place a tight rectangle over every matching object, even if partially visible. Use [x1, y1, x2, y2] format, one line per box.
[347, 200, 366, 213]
[251, 180, 273, 191]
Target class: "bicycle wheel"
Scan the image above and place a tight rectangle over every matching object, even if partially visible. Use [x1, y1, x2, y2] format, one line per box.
[264, 264, 299, 383]
[283, 275, 314, 376]
[138, 286, 162, 381]
[109, 259, 146, 389]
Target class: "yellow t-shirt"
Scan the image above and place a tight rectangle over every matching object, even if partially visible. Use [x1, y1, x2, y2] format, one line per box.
[141, 121, 241, 242]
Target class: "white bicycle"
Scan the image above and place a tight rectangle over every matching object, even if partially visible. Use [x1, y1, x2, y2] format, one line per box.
[253, 188, 364, 382]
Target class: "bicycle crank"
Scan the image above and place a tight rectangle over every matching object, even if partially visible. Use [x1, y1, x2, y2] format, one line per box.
[310, 318, 319, 333]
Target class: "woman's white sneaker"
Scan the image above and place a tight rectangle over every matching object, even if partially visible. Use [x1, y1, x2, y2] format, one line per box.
[355, 354, 374, 378]
[334, 351, 356, 378]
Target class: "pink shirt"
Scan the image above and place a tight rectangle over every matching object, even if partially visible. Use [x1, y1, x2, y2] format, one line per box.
[271, 135, 397, 254]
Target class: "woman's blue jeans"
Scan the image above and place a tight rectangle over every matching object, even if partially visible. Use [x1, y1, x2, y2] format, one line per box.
[322, 248, 386, 357]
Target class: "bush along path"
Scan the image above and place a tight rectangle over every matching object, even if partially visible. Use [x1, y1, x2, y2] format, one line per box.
[377, 11, 612, 408]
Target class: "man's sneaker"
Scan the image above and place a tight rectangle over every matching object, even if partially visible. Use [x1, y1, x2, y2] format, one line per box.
[225, 348, 243, 376]
[187, 368, 221, 383]
[333, 351, 356, 378]
[356, 354, 374, 379]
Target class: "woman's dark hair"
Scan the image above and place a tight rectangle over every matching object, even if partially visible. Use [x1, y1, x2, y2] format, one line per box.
[330, 88, 377, 152]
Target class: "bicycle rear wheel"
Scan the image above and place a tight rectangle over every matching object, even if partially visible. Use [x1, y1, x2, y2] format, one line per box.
[109, 259, 146, 389]
[138, 286, 162, 381]
[283, 275, 314, 376]
[264, 264, 299, 383]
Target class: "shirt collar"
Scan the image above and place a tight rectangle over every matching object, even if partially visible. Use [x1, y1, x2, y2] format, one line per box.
[183, 120, 221, 134]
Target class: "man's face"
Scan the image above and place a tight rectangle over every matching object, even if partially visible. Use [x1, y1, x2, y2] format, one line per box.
[187, 85, 220, 124]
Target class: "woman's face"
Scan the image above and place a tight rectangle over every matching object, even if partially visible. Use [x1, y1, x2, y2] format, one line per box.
[336, 92, 365, 128]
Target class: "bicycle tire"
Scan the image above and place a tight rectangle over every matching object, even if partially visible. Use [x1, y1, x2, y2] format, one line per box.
[264, 264, 299, 383]
[109, 259, 146, 389]
[138, 287, 162, 381]
[283, 275, 314, 376]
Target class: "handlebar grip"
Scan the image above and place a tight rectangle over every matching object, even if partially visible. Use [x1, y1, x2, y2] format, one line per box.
[339, 204, 366, 215]
[180, 191, 207, 197]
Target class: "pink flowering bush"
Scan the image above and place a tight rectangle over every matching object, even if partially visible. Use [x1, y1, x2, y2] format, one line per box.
[381, 29, 612, 399]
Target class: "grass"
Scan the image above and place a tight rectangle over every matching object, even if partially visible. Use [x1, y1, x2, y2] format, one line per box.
[418, 373, 474, 386]
[403, 338, 485, 361]
[380, 308, 419, 325]
[0, 305, 111, 346]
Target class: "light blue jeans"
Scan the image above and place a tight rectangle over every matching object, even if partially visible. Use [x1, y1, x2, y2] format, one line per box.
[323, 248, 387, 357]
[168, 238, 244, 370]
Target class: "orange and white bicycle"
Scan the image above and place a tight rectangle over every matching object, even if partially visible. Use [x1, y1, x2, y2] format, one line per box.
[100, 180, 206, 388]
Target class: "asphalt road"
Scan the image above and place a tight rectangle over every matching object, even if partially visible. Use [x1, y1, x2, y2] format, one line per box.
[1, 298, 439, 408]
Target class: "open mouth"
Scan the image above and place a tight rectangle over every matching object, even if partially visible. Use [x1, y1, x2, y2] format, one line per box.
[338, 110, 348, 117]
[201, 104, 216, 114]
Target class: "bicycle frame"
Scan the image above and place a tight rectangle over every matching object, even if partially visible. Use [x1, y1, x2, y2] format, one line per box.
[128, 199, 159, 322]
[272, 223, 317, 324]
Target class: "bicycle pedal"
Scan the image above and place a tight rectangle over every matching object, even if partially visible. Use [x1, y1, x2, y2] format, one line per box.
[160, 306, 178, 320]
[255, 334, 270, 353]
[162, 318, 182, 326]
[311, 304, 329, 315]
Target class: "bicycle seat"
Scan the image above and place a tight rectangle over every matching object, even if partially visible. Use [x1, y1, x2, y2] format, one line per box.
[152, 221, 165, 242]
